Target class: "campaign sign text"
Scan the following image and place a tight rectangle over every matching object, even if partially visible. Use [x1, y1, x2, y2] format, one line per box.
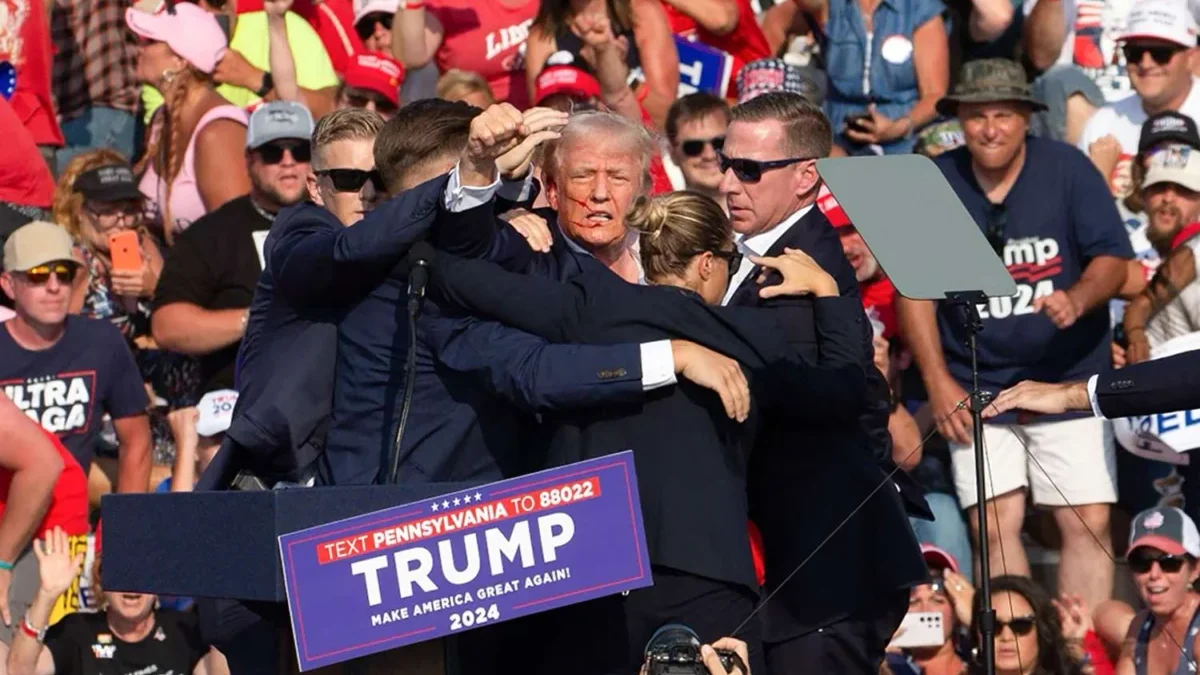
[675, 36, 733, 96]
[279, 452, 652, 671]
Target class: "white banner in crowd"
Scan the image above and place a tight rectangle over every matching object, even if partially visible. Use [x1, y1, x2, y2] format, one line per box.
[1113, 331, 1200, 466]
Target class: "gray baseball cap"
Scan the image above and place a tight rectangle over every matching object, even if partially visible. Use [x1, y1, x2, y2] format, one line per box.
[1129, 506, 1200, 557]
[246, 101, 314, 150]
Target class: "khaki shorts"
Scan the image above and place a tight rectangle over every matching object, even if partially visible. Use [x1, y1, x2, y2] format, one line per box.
[950, 417, 1117, 509]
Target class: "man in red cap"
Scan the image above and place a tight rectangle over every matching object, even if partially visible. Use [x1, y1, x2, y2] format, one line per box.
[336, 52, 404, 119]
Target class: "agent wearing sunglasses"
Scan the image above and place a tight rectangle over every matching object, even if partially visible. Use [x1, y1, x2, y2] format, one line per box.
[716, 93, 928, 675]
[666, 93, 731, 206]
[1112, 506, 1200, 675]
[152, 101, 313, 396]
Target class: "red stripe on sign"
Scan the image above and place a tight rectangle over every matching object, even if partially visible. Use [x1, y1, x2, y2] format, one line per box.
[315, 476, 603, 564]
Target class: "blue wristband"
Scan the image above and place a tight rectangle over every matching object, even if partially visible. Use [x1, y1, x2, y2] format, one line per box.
[0, 560, 14, 572]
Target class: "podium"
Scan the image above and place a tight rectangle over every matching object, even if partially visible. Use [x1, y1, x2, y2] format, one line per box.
[101, 483, 479, 601]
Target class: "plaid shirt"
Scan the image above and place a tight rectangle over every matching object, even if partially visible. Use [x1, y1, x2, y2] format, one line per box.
[51, 0, 140, 120]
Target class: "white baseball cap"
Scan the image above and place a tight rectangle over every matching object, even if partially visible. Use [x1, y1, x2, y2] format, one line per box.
[354, 0, 398, 26]
[1121, 0, 1199, 48]
[1144, 144, 1200, 192]
[196, 389, 238, 438]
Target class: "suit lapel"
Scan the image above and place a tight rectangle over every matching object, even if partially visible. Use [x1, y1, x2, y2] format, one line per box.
[729, 210, 823, 306]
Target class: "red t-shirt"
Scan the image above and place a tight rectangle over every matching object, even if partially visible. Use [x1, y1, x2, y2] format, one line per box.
[663, 0, 770, 99]
[1, 0, 64, 146]
[428, 0, 538, 107]
[0, 429, 89, 538]
[0, 97, 55, 207]
[235, 0, 363, 74]
[861, 275, 897, 340]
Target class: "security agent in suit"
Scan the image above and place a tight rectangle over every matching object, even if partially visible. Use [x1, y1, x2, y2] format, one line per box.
[987, 350, 1200, 420]
[426, 191, 871, 675]
[317, 102, 744, 488]
[717, 92, 928, 674]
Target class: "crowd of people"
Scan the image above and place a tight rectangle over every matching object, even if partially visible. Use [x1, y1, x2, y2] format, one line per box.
[3, 0, 1200, 671]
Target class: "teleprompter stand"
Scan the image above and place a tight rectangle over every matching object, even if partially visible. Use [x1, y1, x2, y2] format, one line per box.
[819, 155, 1016, 675]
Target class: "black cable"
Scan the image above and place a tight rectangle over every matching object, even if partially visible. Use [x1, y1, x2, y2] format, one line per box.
[386, 305, 420, 485]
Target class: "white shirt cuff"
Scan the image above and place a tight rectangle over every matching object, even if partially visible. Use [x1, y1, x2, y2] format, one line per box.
[497, 172, 534, 203]
[443, 160, 501, 213]
[640, 340, 677, 391]
[1087, 374, 1104, 418]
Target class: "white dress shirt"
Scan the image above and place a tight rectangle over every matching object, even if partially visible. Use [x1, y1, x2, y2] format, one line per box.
[722, 204, 815, 306]
[440, 163, 675, 390]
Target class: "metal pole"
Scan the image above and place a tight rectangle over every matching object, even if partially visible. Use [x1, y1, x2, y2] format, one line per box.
[969, 328, 995, 675]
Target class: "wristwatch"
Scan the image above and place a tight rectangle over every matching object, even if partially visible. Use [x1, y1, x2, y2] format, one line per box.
[255, 71, 274, 97]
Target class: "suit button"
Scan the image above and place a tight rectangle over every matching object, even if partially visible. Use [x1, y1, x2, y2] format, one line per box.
[597, 369, 628, 380]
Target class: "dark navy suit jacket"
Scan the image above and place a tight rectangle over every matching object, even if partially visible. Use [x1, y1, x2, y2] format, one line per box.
[315, 177, 647, 486]
[1095, 351, 1200, 418]
[728, 205, 927, 641]
[430, 251, 869, 590]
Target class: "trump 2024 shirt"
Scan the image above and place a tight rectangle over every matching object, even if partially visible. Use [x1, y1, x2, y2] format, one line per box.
[933, 137, 1133, 421]
[0, 316, 148, 469]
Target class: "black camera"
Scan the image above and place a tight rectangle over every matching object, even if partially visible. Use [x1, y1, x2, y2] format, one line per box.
[643, 624, 747, 675]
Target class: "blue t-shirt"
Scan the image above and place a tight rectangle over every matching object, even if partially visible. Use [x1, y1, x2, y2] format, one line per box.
[0, 316, 149, 468]
[933, 137, 1133, 421]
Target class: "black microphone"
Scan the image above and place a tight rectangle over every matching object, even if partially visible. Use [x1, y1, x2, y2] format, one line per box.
[406, 241, 435, 315]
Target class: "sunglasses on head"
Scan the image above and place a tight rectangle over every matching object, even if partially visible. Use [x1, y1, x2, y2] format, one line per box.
[256, 141, 311, 165]
[996, 616, 1037, 637]
[717, 152, 813, 183]
[315, 168, 386, 193]
[1123, 43, 1186, 67]
[680, 136, 724, 158]
[355, 12, 393, 41]
[1128, 549, 1189, 574]
[985, 203, 1008, 255]
[20, 262, 78, 285]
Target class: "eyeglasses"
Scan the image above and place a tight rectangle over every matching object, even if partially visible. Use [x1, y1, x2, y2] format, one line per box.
[717, 152, 814, 183]
[985, 203, 1008, 255]
[680, 136, 724, 158]
[85, 202, 142, 223]
[996, 616, 1037, 637]
[355, 12, 392, 41]
[256, 141, 311, 165]
[315, 168, 385, 193]
[1123, 43, 1186, 67]
[19, 262, 78, 285]
[1128, 549, 1189, 574]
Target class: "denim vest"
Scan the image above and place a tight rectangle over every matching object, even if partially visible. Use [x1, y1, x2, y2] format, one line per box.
[822, 0, 944, 154]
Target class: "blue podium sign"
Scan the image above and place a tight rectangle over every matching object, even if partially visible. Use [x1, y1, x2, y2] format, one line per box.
[279, 452, 652, 671]
[675, 36, 734, 97]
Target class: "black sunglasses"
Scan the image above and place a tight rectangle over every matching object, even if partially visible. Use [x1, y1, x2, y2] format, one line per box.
[355, 12, 392, 41]
[1123, 43, 1186, 67]
[1128, 549, 1189, 574]
[710, 248, 743, 279]
[345, 91, 399, 115]
[680, 136, 724, 157]
[985, 203, 1008, 255]
[315, 168, 385, 193]
[256, 141, 311, 165]
[20, 262, 78, 285]
[995, 616, 1037, 637]
[717, 151, 813, 183]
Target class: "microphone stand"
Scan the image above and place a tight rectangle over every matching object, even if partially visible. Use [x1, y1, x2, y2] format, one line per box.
[946, 290, 995, 675]
[386, 258, 429, 485]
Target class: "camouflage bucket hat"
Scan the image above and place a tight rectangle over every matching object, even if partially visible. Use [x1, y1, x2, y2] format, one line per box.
[936, 59, 1048, 117]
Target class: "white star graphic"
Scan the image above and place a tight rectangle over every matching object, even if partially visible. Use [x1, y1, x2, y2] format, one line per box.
[442, 500, 450, 509]
[474, 492, 483, 501]
[453, 497, 461, 506]
[462, 494, 472, 504]
[431, 502, 439, 512]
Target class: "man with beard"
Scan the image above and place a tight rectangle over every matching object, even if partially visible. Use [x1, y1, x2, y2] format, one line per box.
[1121, 143, 1200, 364]
[152, 101, 314, 394]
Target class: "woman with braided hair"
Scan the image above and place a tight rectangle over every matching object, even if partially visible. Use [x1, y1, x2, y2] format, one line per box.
[125, 3, 251, 243]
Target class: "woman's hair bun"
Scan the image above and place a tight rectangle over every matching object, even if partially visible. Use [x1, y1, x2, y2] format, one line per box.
[627, 195, 671, 239]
